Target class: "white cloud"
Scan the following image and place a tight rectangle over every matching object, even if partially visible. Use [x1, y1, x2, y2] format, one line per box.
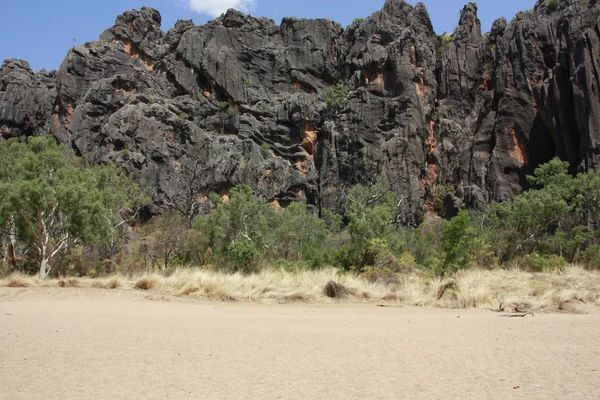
[187, 0, 257, 17]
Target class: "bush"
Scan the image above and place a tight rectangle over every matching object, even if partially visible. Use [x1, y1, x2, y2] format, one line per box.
[324, 83, 349, 108]
[334, 245, 361, 272]
[438, 33, 453, 53]
[438, 210, 476, 276]
[259, 143, 270, 158]
[581, 245, 600, 270]
[434, 185, 453, 215]
[0, 261, 11, 278]
[303, 247, 333, 270]
[547, 0, 561, 10]
[227, 240, 260, 273]
[519, 253, 567, 273]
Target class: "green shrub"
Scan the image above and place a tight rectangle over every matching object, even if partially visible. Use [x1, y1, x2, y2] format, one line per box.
[119, 148, 131, 159]
[0, 261, 11, 278]
[519, 253, 567, 272]
[438, 33, 453, 53]
[434, 185, 453, 215]
[581, 245, 600, 270]
[227, 240, 260, 274]
[352, 18, 365, 25]
[324, 83, 350, 108]
[438, 210, 476, 276]
[547, 0, 560, 10]
[177, 112, 190, 120]
[334, 245, 361, 272]
[260, 143, 270, 158]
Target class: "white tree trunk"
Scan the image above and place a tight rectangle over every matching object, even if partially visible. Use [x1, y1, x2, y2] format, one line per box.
[39, 257, 48, 280]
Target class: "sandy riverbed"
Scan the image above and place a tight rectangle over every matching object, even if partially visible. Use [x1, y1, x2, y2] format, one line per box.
[1, 287, 599, 399]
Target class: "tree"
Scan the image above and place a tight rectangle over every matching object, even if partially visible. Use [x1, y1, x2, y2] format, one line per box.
[139, 211, 187, 270]
[92, 163, 151, 259]
[0, 137, 95, 278]
[0, 137, 150, 278]
[439, 210, 476, 275]
[273, 202, 329, 260]
[344, 174, 401, 250]
[487, 159, 573, 261]
[195, 185, 274, 259]
[169, 138, 209, 228]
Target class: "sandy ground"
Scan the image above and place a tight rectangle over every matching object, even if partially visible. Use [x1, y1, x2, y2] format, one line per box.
[1, 288, 599, 400]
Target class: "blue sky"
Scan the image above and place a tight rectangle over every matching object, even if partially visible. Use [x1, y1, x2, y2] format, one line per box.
[0, 0, 535, 71]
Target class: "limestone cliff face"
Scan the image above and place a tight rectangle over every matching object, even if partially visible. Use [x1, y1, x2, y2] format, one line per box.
[1, 0, 599, 225]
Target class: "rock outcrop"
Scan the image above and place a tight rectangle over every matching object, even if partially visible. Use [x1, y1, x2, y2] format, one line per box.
[2, 0, 600, 225]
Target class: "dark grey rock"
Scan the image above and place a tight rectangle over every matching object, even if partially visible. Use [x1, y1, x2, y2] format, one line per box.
[2, 0, 600, 224]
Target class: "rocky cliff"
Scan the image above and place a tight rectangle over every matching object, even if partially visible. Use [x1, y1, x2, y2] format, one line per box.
[2, 0, 599, 225]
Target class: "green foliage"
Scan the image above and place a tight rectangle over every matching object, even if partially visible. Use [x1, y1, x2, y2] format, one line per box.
[581, 245, 600, 270]
[438, 33, 453, 53]
[272, 202, 329, 262]
[324, 83, 350, 108]
[519, 253, 567, 272]
[488, 161, 573, 261]
[217, 101, 238, 133]
[195, 185, 273, 261]
[352, 17, 365, 25]
[344, 174, 400, 252]
[177, 112, 190, 120]
[5, 149, 600, 280]
[0, 137, 149, 278]
[438, 210, 476, 276]
[434, 185, 453, 215]
[547, 0, 561, 9]
[119, 148, 131, 159]
[227, 239, 260, 273]
[411, 219, 442, 266]
[260, 143, 270, 158]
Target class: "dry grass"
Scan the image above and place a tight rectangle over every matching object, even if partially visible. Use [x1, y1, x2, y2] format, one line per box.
[134, 277, 156, 290]
[1, 266, 600, 313]
[6, 273, 30, 288]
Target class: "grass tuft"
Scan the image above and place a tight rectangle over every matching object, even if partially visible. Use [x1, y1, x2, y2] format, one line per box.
[324, 281, 350, 298]
[134, 278, 155, 291]
[7, 274, 30, 288]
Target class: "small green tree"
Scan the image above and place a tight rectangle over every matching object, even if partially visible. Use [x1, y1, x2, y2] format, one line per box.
[487, 159, 574, 261]
[93, 163, 151, 259]
[345, 174, 400, 250]
[195, 185, 274, 258]
[352, 17, 365, 25]
[272, 202, 329, 261]
[438, 210, 476, 276]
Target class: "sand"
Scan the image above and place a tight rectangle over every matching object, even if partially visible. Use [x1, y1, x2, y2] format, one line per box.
[1, 287, 599, 400]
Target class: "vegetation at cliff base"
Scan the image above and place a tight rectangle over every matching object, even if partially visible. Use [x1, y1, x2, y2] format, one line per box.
[2, 137, 600, 289]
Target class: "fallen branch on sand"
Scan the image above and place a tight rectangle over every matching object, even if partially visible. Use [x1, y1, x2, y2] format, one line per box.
[499, 312, 535, 318]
